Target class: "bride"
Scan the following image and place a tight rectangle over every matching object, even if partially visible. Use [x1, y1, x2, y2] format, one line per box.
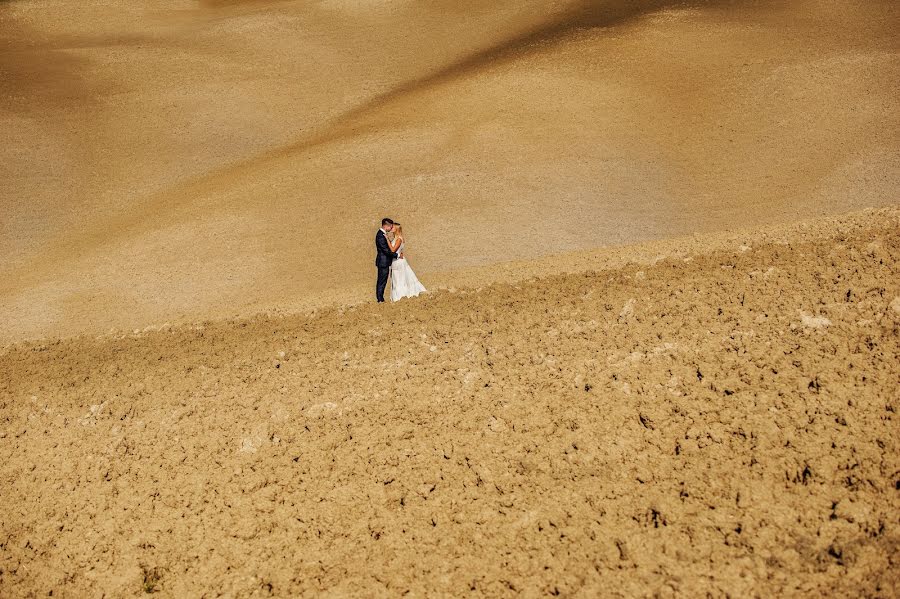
[387, 224, 427, 301]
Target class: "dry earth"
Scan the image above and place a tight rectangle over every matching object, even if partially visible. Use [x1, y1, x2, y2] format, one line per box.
[2, 0, 899, 341]
[2, 0, 899, 596]
[2, 208, 898, 597]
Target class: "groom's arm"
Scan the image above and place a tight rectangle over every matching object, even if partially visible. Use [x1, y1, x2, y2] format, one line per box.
[376, 233, 398, 259]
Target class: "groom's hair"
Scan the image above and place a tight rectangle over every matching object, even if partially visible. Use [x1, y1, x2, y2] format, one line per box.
[381, 218, 394, 226]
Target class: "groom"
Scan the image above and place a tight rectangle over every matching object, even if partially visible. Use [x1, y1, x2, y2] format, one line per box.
[375, 218, 402, 303]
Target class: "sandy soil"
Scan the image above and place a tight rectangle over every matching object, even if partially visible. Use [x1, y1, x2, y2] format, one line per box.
[2, 0, 898, 342]
[2, 0, 899, 595]
[2, 207, 898, 596]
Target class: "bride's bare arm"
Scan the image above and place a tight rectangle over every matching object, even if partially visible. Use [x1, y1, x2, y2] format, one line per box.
[388, 236, 402, 252]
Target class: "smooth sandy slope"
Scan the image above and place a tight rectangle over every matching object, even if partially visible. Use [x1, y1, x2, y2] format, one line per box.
[1, 207, 899, 596]
[1, 0, 899, 342]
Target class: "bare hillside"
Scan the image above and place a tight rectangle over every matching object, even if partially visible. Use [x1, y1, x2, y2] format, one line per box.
[2, 0, 898, 342]
[2, 208, 898, 596]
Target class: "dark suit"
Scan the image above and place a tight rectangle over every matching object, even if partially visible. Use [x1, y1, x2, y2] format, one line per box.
[375, 229, 398, 302]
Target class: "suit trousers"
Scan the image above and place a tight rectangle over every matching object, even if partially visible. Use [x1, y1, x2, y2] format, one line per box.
[376, 265, 390, 302]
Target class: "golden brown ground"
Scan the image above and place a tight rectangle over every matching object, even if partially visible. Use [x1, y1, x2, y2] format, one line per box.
[1, 0, 899, 596]
[1, 208, 899, 596]
[1, 0, 898, 342]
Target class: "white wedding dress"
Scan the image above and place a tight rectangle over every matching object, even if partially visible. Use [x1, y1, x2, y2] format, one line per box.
[390, 241, 427, 301]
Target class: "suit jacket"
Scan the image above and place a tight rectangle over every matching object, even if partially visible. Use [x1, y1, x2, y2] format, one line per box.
[375, 229, 398, 268]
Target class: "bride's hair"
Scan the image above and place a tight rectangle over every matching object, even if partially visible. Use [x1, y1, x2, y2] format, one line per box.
[393, 224, 403, 238]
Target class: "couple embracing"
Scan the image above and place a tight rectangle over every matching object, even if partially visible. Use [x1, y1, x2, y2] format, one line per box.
[375, 218, 427, 303]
